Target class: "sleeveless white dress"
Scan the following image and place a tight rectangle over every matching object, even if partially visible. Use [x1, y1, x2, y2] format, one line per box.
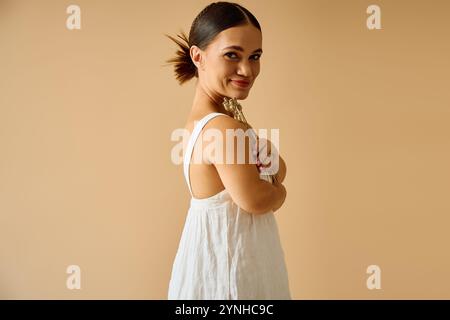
[168, 112, 291, 300]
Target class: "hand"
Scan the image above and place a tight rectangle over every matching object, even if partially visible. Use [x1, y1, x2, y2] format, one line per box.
[256, 154, 272, 173]
[245, 123, 274, 176]
[255, 137, 273, 173]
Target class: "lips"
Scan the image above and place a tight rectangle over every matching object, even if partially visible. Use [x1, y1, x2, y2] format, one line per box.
[231, 79, 250, 88]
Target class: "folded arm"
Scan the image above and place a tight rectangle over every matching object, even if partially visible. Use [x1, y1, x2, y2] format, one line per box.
[256, 137, 287, 184]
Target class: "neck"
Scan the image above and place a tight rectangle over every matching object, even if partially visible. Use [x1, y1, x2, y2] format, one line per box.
[191, 81, 234, 117]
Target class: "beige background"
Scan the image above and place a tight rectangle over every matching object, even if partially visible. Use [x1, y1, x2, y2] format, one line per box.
[1, 0, 449, 299]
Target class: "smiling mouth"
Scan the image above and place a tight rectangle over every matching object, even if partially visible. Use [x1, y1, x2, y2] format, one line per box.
[231, 80, 250, 88]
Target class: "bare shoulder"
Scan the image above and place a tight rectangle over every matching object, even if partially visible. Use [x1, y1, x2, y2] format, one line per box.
[204, 114, 256, 156]
[202, 113, 257, 167]
[204, 113, 250, 133]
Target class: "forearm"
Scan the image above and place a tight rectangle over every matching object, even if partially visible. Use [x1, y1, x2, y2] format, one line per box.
[274, 154, 286, 183]
[270, 176, 287, 213]
[252, 179, 286, 214]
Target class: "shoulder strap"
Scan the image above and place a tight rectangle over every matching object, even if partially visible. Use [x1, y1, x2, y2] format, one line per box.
[183, 112, 230, 198]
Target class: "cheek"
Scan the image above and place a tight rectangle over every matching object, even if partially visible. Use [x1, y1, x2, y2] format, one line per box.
[253, 63, 261, 76]
[209, 59, 229, 78]
[220, 63, 234, 77]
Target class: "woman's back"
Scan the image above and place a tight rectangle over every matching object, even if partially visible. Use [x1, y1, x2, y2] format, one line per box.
[183, 112, 230, 199]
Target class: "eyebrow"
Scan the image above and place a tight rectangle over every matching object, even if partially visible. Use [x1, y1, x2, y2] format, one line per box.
[222, 45, 263, 54]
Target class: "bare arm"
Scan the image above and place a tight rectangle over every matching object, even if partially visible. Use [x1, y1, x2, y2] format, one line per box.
[275, 155, 287, 183]
[207, 117, 286, 215]
[271, 175, 287, 212]
[256, 136, 287, 184]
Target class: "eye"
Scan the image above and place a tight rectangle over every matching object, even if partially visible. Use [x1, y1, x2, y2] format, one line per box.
[224, 52, 238, 59]
[252, 54, 261, 61]
[224, 52, 262, 61]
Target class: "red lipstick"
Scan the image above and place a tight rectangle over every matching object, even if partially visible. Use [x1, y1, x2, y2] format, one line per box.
[231, 80, 250, 88]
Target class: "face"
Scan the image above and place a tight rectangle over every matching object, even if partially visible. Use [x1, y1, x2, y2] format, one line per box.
[190, 24, 263, 101]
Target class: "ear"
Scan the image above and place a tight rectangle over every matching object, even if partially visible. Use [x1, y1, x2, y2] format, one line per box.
[190, 45, 204, 71]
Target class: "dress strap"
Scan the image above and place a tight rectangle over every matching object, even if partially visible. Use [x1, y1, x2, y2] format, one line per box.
[183, 112, 230, 198]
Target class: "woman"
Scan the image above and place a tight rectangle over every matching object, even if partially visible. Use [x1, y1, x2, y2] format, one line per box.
[165, 1, 291, 299]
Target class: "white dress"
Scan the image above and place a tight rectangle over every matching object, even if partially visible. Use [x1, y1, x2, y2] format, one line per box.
[168, 112, 291, 300]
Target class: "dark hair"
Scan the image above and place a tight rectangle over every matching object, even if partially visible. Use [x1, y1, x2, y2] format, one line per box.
[164, 1, 261, 85]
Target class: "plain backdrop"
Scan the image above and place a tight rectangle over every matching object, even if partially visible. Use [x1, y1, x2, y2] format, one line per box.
[1, 0, 450, 299]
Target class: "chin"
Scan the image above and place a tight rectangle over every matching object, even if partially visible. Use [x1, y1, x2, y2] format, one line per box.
[230, 90, 250, 100]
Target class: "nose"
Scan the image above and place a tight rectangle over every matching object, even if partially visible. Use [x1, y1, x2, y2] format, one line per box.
[236, 60, 253, 79]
